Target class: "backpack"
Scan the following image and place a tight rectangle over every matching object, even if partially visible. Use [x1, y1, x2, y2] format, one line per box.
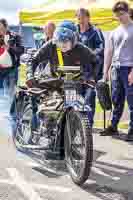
[96, 80, 112, 111]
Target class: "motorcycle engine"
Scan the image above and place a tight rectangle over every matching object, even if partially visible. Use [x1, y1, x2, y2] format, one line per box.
[38, 91, 63, 112]
[37, 93, 62, 137]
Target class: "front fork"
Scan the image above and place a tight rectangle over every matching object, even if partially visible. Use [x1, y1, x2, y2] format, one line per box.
[31, 95, 40, 131]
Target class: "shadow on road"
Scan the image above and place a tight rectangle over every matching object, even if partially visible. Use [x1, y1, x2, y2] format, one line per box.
[13, 127, 133, 200]
[82, 183, 132, 200]
[80, 151, 133, 200]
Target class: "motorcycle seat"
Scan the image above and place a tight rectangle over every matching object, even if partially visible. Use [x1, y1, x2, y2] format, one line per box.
[38, 78, 63, 89]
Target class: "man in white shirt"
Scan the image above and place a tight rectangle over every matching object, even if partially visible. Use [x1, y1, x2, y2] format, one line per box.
[101, 1, 133, 141]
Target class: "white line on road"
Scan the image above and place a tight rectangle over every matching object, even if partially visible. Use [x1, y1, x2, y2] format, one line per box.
[7, 168, 44, 200]
[0, 179, 14, 185]
[94, 163, 127, 174]
[33, 183, 71, 193]
[85, 179, 97, 185]
[92, 167, 120, 180]
[97, 155, 133, 169]
[23, 161, 41, 168]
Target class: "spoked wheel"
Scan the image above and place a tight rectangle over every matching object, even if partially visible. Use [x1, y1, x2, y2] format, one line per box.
[65, 109, 93, 185]
[13, 102, 33, 150]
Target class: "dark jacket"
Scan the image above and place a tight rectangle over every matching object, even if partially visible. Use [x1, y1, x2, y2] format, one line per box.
[78, 24, 104, 55]
[78, 24, 105, 80]
[27, 40, 97, 81]
[8, 31, 24, 67]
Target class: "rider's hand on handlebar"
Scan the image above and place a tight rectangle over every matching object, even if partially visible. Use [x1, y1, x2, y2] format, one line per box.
[81, 79, 96, 88]
[83, 79, 95, 84]
[26, 78, 36, 88]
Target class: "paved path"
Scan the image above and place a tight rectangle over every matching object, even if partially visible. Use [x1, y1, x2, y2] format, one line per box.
[0, 125, 133, 200]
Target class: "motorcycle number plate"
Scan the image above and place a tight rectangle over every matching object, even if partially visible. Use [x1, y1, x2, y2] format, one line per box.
[65, 89, 77, 103]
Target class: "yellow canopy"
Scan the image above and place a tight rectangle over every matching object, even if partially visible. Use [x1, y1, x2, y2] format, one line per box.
[20, 0, 133, 30]
[19, 0, 87, 24]
[19, 9, 75, 25]
[19, 0, 117, 26]
[19, 8, 115, 29]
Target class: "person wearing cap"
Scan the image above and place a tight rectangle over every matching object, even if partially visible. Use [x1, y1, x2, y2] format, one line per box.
[101, 1, 133, 141]
[76, 8, 105, 127]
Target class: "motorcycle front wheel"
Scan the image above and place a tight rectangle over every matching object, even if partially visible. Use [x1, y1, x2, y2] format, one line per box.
[64, 109, 93, 185]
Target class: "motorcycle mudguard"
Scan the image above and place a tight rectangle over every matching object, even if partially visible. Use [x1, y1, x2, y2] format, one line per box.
[64, 91, 87, 111]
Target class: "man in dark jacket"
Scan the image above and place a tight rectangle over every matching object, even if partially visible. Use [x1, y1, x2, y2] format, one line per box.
[0, 18, 24, 98]
[26, 23, 97, 128]
[76, 8, 105, 126]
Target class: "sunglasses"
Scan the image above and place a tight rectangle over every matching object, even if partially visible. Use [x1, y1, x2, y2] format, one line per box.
[114, 11, 127, 17]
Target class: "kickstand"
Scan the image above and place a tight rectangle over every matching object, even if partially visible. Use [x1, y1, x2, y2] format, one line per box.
[104, 109, 106, 130]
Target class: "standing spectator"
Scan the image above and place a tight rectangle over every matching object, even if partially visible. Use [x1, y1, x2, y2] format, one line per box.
[34, 22, 56, 49]
[39, 21, 56, 75]
[129, 7, 133, 20]
[127, 8, 133, 86]
[102, 1, 133, 141]
[128, 6, 133, 87]
[43, 21, 56, 42]
[0, 18, 24, 99]
[75, 8, 105, 127]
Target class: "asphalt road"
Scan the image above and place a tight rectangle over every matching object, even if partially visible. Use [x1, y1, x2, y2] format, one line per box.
[0, 111, 133, 200]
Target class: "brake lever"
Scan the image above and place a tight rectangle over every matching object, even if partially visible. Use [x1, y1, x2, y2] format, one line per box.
[81, 80, 96, 89]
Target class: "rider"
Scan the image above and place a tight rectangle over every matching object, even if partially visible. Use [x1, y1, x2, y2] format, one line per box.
[26, 21, 97, 130]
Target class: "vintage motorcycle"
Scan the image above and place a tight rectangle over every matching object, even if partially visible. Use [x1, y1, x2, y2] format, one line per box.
[12, 66, 93, 185]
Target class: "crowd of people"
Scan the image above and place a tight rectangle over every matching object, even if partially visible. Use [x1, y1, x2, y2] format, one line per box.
[0, 1, 133, 141]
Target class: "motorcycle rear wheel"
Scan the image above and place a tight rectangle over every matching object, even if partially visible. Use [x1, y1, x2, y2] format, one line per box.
[12, 101, 33, 151]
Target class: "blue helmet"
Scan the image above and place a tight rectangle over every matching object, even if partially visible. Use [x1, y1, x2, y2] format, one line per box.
[53, 26, 76, 48]
[59, 20, 79, 43]
[59, 20, 78, 33]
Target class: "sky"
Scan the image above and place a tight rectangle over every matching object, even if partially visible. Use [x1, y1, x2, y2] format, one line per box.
[0, 0, 46, 24]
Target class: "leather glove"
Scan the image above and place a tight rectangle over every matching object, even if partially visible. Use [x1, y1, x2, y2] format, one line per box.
[26, 78, 36, 88]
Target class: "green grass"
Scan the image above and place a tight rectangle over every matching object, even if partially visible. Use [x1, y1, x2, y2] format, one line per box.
[95, 100, 128, 129]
